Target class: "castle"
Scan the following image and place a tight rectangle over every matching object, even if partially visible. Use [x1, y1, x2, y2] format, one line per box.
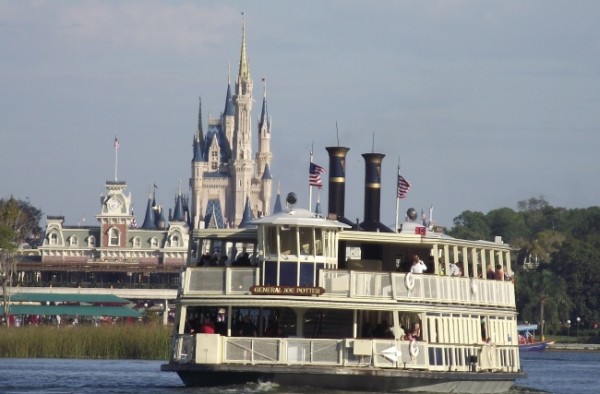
[24, 18, 274, 289]
[190, 18, 272, 230]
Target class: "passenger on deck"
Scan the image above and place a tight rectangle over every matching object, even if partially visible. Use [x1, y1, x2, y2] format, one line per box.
[407, 322, 421, 340]
[238, 315, 257, 337]
[486, 265, 496, 280]
[410, 255, 427, 274]
[215, 308, 227, 335]
[448, 261, 461, 277]
[495, 265, 504, 281]
[199, 316, 215, 334]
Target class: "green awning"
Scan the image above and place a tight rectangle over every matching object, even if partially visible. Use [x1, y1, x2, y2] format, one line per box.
[0, 305, 142, 318]
[6, 293, 131, 304]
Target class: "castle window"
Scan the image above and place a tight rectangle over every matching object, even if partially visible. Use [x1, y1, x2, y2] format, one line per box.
[88, 235, 96, 247]
[132, 237, 141, 248]
[150, 237, 159, 248]
[108, 228, 120, 246]
[170, 235, 180, 247]
[69, 236, 78, 247]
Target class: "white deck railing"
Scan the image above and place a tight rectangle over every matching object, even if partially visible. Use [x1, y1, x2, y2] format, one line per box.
[171, 334, 520, 373]
[320, 269, 515, 307]
[182, 267, 515, 308]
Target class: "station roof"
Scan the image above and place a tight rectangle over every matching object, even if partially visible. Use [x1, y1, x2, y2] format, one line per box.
[7, 293, 131, 304]
[1, 293, 141, 317]
[0, 305, 142, 318]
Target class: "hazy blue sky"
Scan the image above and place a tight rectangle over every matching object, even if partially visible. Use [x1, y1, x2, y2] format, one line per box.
[2, 0, 599, 229]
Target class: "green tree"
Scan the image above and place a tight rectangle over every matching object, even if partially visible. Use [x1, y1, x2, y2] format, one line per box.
[516, 269, 572, 339]
[0, 197, 43, 326]
[0, 197, 42, 245]
[0, 224, 17, 325]
[486, 207, 528, 244]
[448, 210, 491, 241]
[549, 234, 600, 325]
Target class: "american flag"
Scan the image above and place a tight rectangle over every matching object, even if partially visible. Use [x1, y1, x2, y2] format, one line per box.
[130, 211, 138, 228]
[309, 162, 326, 188]
[114, 136, 120, 149]
[397, 174, 411, 199]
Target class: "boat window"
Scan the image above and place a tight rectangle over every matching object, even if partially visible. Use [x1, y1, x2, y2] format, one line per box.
[299, 227, 313, 255]
[263, 261, 277, 286]
[299, 263, 315, 286]
[304, 308, 354, 339]
[264, 226, 277, 256]
[314, 228, 323, 256]
[280, 262, 298, 286]
[279, 226, 297, 256]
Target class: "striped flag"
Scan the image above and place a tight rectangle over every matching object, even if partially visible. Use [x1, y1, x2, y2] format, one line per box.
[309, 162, 326, 188]
[130, 211, 138, 228]
[114, 136, 120, 150]
[397, 174, 411, 199]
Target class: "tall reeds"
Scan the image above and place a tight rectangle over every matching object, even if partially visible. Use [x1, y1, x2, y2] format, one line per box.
[0, 324, 172, 359]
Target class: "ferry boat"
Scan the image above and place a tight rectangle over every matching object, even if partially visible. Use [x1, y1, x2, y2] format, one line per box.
[161, 148, 525, 393]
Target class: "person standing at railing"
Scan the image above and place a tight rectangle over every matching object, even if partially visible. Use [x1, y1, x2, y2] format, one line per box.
[215, 308, 227, 335]
[495, 264, 505, 281]
[448, 261, 461, 277]
[410, 254, 427, 274]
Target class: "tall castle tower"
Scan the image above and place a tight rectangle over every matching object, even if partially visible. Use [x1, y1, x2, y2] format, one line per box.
[190, 17, 272, 229]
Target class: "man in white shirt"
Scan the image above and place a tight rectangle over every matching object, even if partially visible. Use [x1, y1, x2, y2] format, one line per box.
[448, 261, 461, 276]
[410, 255, 427, 274]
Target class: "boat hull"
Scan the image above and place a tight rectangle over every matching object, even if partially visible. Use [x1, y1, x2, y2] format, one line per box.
[161, 362, 525, 393]
[519, 340, 554, 352]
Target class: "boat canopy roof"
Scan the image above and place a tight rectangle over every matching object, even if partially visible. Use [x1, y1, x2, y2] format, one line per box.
[517, 324, 538, 332]
[252, 208, 351, 229]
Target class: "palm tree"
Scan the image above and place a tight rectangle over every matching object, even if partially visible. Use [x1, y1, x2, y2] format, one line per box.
[516, 269, 572, 340]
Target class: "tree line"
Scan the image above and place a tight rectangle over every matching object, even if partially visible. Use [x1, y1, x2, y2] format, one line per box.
[448, 196, 600, 335]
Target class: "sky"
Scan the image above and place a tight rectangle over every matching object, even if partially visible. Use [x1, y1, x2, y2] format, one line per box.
[1, 0, 600, 230]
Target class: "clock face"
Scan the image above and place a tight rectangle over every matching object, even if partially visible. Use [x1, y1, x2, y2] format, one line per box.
[108, 198, 122, 211]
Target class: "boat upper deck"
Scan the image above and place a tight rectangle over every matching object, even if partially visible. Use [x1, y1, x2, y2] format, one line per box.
[181, 266, 515, 311]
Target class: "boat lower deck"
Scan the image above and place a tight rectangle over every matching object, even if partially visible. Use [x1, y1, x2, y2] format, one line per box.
[161, 362, 524, 393]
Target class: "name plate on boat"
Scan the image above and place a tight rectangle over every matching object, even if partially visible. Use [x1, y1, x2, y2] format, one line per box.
[250, 285, 325, 296]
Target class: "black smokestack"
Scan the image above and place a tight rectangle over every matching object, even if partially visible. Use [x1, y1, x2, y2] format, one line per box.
[326, 146, 354, 227]
[360, 153, 393, 232]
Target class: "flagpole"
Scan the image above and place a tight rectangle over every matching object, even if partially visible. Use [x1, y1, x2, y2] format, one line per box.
[114, 136, 119, 182]
[309, 148, 313, 210]
[395, 163, 400, 233]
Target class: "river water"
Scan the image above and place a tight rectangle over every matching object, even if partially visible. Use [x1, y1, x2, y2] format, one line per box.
[0, 351, 597, 394]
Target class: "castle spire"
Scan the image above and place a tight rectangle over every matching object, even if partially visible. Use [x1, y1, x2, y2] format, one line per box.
[259, 77, 269, 132]
[193, 97, 205, 162]
[238, 12, 250, 80]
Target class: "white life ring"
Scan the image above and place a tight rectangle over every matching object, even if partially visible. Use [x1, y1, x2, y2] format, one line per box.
[485, 342, 495, 364]
[409, 339, 420, 358]
[470, 278, 478, 296]
[404, 272, 415, 291]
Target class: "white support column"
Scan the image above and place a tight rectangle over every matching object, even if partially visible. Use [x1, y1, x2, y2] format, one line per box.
[432, 243, 440, 274]
[470, 248, 478, 278]
[481, 249, 488, 279]
[450, 245, 458, 276]
[443, 244, 450, 275]
[461, 246, 468, 277]
[163, 298, 169, 326]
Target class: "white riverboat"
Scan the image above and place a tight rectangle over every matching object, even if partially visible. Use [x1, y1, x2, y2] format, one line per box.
[162, 148, 525, 393]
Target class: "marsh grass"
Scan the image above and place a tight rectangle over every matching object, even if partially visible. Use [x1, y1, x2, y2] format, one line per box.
[0, 324, 171, 359]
